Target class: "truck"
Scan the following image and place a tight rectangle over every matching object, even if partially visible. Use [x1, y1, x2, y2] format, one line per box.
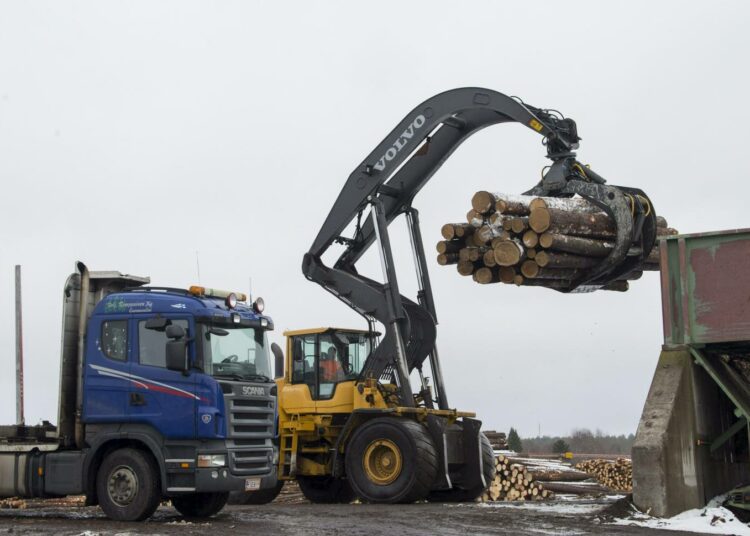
[0, 262, 279, 521]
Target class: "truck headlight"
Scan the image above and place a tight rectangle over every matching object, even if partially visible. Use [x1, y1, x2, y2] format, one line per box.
[197, 454, 226, 468]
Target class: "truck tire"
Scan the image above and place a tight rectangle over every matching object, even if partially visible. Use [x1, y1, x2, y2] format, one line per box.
[96, 447, 161, 521]
[172, 492, 229, 518]
[428, 432, 496, 502]
[297, 476, 356, 503]
[227, 481, 284, 505]
[345, 417, 438, 503]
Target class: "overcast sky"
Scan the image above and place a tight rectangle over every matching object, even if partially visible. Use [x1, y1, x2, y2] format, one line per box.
[1, 1, 749, 438]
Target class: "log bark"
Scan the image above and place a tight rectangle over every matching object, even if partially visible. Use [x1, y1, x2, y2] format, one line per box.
[527, 470, 591, 482]
[534, 251, 601, 269]
[529, 207, 615, 236]
[539, 233, 614, 257]
[494, 194, 532, 216]
[540, 482, 610, 495]
[529, 196, 601, 213]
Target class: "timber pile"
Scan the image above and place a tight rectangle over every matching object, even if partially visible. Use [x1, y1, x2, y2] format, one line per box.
[483, 430, 508, 450]
[479, 453, 554, 502]
[437, 192, 678, 292]
[0, 495, 85, 509]
[575, 458, 633, 492]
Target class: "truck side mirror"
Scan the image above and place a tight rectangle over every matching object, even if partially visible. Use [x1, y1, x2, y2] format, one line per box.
[271, 342, 284, 379]
[166, 340, 188, 373]
[145, 317, 170, 331]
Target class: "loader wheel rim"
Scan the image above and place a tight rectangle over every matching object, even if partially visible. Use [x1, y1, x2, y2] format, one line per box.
[107, 465, 139, 506]
[363, 439, 402, 485]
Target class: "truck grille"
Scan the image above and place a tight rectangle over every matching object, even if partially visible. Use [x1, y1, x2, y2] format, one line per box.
[221, 382, 276, 476]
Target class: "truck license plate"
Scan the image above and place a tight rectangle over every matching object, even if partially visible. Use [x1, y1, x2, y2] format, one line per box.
[245, 478, 261, 491]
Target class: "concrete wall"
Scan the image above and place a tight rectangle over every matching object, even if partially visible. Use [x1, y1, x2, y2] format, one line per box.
[633, 347, 748, 517]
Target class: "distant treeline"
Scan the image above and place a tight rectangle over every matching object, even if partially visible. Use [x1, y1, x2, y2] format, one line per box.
[520, 428, 635, 455]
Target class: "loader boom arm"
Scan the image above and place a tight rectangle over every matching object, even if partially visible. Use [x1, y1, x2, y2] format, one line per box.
[302, 87, 655, 410]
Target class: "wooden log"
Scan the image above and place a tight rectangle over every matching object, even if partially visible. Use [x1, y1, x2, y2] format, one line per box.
[436, 253, 459, 266]
[474, 267, 500, 284]
[526, 248, 537, 260]
[529, 207, 615, 237]
[498, 266, 516, 284]
[494, 194, 532, 216]
[520, 260, 540, 279]
[527, 469, 591, 482]
[539, 482, 610, 495]
[534, 251, 601, 269]
[477, 224, 507, 244]
[436, 240, 462, 254]
[510, 217, 529, 234]
[493, 240, 526, 267]
[490, 234, 511, 248]
[529, 196, 602, 213]
[526, 267, 583, 280]
[483, 249, 497, 268]
[539, 233, 614, 257]
[602, 280, 629, 292]
[457, 261, 478, 276]
[466, 209, 484, 228]
[459, 247, 485, 262]
[471, 191, 498, 214]
[522, 230, 539, 248]
[441, 223, 474, 240]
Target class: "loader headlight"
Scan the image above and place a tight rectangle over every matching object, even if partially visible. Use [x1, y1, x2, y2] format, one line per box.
[197, 454, 226, 468]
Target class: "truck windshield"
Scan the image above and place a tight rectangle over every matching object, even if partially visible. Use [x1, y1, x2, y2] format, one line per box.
[202, 326, 272, 382]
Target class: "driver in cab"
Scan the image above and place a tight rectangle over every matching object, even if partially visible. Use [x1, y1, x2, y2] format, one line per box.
[319, 347, 345, 382]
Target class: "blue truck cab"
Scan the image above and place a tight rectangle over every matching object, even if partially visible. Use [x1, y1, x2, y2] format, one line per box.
[0, 262, 279, 521]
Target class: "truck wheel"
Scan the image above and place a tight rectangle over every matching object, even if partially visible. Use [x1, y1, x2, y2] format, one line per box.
[428, 432, 496, 502]
[345, 417, 438, 503]
[228, 481, 284, 505]
[172, 492, 229, 518]
[96, 448, 161, 521]
[297, 476, 355, 503]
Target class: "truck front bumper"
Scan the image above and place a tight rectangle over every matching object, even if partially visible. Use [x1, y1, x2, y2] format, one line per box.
[193, 466, 278, 493]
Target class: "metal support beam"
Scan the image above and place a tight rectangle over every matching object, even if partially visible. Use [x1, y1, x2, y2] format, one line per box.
[14, 265, 24, 425]
[711, 416, 748, 453]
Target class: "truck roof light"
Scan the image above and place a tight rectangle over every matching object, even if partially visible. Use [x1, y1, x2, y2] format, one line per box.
[189, 286, 248, 302]
[226, 293, 238, 309]
[253, 297, 265, 313]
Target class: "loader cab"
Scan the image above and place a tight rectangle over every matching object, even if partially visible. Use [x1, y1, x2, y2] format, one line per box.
[282, 328, 375, 404]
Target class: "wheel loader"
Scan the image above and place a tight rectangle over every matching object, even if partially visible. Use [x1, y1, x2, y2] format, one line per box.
[267, 88, 658, 503]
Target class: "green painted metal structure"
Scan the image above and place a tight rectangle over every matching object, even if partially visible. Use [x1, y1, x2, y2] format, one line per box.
[633, 228, 750, 516]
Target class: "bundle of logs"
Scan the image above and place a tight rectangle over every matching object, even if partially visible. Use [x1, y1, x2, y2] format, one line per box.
[480, 454, 557, 502]
[436, 191, 678, 291]
[483, 430, 509, 450]
[575, 458, 633, 492]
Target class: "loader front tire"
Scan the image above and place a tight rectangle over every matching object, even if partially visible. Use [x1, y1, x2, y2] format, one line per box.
[345, 417, 438, 503]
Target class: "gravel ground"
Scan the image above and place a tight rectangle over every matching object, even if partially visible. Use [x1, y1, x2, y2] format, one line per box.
[0, 496, 702, 536]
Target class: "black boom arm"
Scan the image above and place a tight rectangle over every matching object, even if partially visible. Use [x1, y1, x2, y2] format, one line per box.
[302, 88, 655, 410]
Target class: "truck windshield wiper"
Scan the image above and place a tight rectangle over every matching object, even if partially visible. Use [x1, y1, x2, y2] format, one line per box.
[213, 373, 246, 381]
[244, 374, 272, 383]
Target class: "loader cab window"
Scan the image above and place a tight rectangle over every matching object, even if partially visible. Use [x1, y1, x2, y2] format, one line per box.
[291, 331, 371, 400]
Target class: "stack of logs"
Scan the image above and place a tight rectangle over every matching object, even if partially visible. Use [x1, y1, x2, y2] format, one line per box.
[575, 458, 633, 492]
[437, 191, 677, 291]
[483, 430, 509, 450]
[480, 454, 555, 502]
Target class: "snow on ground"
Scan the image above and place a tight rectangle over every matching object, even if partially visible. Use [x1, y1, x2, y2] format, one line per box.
[611, 496, 750, 535]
